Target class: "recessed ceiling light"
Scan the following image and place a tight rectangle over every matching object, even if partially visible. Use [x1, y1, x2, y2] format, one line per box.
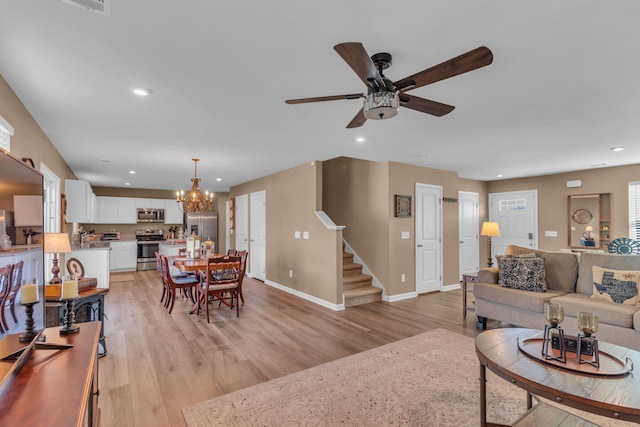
[611, 146, 626, 152]
[496, 174, 504, 178]
[129, 170, 136, 174]
[216, 177, 222, 182]
[131, 87, 151, 96]
[124, 182, 131, 186]
[100, 159, 111, 163]
[355, 137, 365, 143]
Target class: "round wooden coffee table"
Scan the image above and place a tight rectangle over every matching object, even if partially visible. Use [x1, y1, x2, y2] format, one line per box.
[475, 328, 640, 426]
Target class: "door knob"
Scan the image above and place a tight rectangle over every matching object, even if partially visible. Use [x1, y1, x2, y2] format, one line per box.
[417, 244, 423, 248]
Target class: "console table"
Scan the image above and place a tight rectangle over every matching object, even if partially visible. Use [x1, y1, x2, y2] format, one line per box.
[461, 273, 478, 319]
[475, 328, 640, 426]
[0, 322, 101, 426]
[46, 287, 108, 356]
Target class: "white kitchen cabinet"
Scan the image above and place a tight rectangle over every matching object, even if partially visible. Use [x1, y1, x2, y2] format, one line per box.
[109, 241, 137, 272]
[65, 180, 95, 223]
[164, 199, 184, 224]
[97, 196, 136, 224]
[13, 247, 44, 285]
[0, 247, 44, 286]
[135, 198, 165, 209]
[66, 247, 110, 288]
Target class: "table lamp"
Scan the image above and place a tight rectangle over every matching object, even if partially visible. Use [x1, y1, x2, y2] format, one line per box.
[44, 233, 72, 284]
[480, 222, 501, 267]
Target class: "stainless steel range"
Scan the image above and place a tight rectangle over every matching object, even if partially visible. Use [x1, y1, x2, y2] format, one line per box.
[136, 229, 164, 271]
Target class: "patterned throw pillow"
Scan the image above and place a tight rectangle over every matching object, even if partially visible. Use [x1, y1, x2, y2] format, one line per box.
[497, 254, 547, 292]
[592, 266, 640, 305]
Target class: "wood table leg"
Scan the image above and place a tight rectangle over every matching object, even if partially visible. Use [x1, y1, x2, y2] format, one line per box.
[480, 362, 487, 427]
[463, 277, 468, 319]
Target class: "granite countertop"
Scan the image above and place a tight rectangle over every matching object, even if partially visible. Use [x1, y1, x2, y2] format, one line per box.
[160, 240, 187, 246]
[71, 242, 112, 250]
[0, 244, 44, 255]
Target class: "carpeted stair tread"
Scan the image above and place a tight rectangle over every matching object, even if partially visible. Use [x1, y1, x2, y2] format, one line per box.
[342, 262, 363, 276]
[343, 273, 372, 286]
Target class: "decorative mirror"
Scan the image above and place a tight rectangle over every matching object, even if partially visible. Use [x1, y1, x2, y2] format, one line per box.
[568, 194, 611, 249]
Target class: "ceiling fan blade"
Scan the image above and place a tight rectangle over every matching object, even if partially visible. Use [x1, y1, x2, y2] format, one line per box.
[394, 46, 493, 92]
[346, 108, 367, 128]
[334, 42, 385, 89]
[285, 93, 363, 104]
[398, 94, 455, 117]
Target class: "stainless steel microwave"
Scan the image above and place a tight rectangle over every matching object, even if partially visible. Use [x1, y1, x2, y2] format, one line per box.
[136, 208, 165, 223]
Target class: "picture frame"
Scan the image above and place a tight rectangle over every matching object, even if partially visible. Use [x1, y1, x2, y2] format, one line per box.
[395, 195, 412, 218]
[66, 257, 85, 279]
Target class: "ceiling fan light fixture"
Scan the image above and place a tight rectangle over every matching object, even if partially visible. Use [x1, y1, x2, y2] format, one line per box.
[363, 91, 399, 120]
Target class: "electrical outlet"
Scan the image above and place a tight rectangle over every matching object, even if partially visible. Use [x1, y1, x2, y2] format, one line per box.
[289, 270, 293, 278]
[401, 274, 405, 282]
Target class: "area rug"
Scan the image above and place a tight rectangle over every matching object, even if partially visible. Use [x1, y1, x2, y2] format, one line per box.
[182, 328, 631, 427]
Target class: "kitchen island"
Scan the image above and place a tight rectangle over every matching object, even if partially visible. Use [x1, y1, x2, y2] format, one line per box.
[159, 240, 187, 275]
[67, 244, 111, 288]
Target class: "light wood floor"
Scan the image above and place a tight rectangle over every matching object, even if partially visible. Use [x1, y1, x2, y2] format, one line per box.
[99, 270, 495, 427]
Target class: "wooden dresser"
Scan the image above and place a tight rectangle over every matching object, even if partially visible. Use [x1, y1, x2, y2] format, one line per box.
[0, 322, 101, 426]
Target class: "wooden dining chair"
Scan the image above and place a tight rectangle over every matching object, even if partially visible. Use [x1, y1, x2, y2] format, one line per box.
[0, 264, 14, 333]
[236, 250, 248, 304]
[198, 256, 241, 322]
[160, 254, 199, 314]
[227, 248, 237, 256]
[156, 252, 169, 306]
[6, 260, 24, 326]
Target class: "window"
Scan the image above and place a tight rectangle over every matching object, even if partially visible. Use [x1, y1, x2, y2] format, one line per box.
[499, 199, 526, 211]
[0, 115, 14, 152]
[630, 182, 640, 240]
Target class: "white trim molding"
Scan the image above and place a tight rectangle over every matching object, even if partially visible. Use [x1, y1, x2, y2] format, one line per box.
[315, 211, 345, 230]
[264, 279, 345, 311]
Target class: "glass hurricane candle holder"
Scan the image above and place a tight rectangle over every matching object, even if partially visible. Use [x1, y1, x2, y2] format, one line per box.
[542, 302, 566, 363]
[577, 312, 600, 367]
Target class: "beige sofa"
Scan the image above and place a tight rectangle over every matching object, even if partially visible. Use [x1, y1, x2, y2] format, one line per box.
[473, 245, 640, 351]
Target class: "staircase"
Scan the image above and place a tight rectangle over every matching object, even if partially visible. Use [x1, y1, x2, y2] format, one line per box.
[342, 249, 382, 307]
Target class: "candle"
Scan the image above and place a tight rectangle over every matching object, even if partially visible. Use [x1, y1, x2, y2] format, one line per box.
[21, 284, 38, 304]
[61, 278, 79, 299]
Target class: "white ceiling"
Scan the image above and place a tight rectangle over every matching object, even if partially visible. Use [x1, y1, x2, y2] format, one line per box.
[1, 1, 639, 192]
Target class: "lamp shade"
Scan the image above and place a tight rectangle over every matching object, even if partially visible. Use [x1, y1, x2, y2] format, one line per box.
[44, 233, 71, 254]
[585, 226, 594, 232]
[481, 222, 501, 237]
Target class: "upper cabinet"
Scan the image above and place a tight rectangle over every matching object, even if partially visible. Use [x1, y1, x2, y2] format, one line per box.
[65, 180, 96, 223]
[96, 196, 136, 224]
[567, 193, 611, 249]
[164, 199, 183, 224]
[135, 198, 165, 209]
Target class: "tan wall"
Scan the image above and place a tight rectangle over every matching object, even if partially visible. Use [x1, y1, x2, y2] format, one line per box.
[486, 165, 640, 251]
[323, 157, 466, 295]
[388, 162, 461, 290]
[323, 157, 390, 284]
[231, 161, 342, 305]
[0, 75, 76, 188]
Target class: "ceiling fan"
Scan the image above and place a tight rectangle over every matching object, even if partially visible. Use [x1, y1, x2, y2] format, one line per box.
[285, 42, 493, 128]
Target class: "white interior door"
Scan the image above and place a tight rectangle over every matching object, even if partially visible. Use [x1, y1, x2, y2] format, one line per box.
[249, 191, 266, 281]
[459, 191, 479, 278]
[235, 194, 249, 254]
[415, 183, 442, 293]
[489, 190, 538, 259]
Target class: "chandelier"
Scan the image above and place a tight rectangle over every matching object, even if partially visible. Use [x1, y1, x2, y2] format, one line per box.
[176, 158, 213, 213]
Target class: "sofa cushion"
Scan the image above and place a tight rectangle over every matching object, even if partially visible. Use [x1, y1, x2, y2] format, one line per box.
[592, 266, 640, 305]
[497, 254, 547, 292]
[576, 252, 640, 295]
[474, 282, 565, 313]
[505, 245, 578, 292]
[551, 293, 640, 328]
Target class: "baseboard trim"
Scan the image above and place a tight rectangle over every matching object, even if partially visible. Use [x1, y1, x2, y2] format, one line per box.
[383, 291, 417, 302]
[264, 279, 345, 311]
[442, 283, 461, 292]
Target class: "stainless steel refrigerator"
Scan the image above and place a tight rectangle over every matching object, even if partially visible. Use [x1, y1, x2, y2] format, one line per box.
[185, 211, 218, 251]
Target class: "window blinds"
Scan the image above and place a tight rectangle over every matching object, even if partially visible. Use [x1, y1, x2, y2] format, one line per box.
[630, 182, 640, 240]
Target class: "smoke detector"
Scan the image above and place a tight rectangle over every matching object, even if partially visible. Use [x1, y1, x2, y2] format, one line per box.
[62, 0, 111, 16]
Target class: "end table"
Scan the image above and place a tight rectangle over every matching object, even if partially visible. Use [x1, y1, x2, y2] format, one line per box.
[462, 273, 479, 319]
